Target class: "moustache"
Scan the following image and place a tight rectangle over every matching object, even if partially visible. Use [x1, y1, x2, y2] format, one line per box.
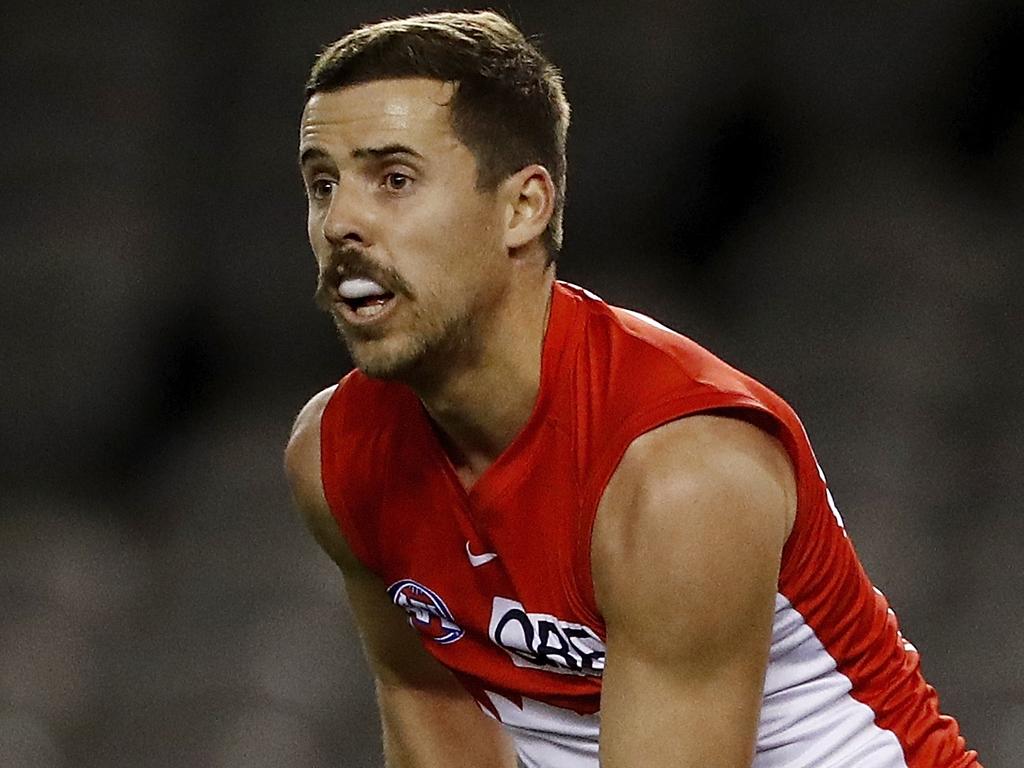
[314, 247, 413, 310]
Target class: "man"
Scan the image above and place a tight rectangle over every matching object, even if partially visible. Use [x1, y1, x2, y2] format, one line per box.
[285, 11, 981, 767]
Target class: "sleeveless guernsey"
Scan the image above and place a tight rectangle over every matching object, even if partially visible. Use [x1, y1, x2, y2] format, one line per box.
[320, 281, 979, 768]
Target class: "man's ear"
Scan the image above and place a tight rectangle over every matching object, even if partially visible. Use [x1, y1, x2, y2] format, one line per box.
[503, 164, 555, 251]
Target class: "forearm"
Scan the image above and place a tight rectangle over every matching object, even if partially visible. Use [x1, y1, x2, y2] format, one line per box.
[377, 680, 517, 768]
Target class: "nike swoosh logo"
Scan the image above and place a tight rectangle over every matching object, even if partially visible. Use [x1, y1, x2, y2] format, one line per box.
[466, 541, 498, 567]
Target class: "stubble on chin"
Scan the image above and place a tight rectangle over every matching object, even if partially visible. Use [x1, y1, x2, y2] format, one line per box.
[344, 336, 426, 380]
[333, 314, 429, 381]
[334, 305, 475, 382]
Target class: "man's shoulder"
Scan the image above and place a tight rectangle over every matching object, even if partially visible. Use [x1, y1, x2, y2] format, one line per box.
[569, 286, 753, 394]
[285, 373, 398, 476]
[294, 384, 338, 433]
[284, 384, 338, 494]
[301, 372, 424, 512]
[319, 369, 420, 430]
[613, 414, 797, 520]
[564, 288, 787, 440]
[285, 383, 370, 570]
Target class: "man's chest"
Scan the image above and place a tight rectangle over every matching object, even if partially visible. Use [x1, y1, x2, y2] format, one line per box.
[370, 446, 606, 710]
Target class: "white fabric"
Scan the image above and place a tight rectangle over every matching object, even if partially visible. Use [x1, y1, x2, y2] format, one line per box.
[485, 594, 910, 768]
[754, 594, 908, 767]
[484, 691, 600, 768]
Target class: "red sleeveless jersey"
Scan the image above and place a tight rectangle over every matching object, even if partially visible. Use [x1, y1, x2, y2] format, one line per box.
[319, 282, 979, 767]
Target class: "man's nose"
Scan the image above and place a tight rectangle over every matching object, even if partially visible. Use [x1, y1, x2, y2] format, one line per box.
[322, 181, 371, 246]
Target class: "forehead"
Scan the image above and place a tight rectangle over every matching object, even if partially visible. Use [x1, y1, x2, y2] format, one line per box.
[299, 78, 461, 156]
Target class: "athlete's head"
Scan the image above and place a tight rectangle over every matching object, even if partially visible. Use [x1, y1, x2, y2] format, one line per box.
[306, 11, 570, 257]
[299, 11, 570, 380]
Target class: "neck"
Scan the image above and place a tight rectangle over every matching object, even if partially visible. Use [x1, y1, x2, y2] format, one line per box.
[414, 269, 556, 487]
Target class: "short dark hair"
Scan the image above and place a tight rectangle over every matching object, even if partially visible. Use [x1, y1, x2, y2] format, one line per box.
[305, 11, 570, 261]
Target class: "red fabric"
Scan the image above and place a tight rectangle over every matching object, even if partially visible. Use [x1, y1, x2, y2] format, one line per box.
[319, 282, 979, 765]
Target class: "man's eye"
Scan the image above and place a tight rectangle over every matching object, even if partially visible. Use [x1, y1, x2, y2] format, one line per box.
[383, 172, 412, 192]
[309, 179, 335, 200]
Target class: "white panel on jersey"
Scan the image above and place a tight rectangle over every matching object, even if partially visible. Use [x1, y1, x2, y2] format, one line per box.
[754, 594, 909, 768]
[483, 691, 600, 768]
[482, 595, 911, 767]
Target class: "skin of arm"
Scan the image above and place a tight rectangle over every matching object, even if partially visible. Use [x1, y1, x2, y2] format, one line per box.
[284, 386, 517, 768]
[592, 414, 797, 767]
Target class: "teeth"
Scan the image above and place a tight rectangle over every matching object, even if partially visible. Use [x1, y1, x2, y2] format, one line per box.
[339, 277, 387, 300]
[355, 302, 387, 318]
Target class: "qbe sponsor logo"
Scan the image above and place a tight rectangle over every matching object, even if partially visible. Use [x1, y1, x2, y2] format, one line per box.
[387, 579, 464, 645]
[489, 596, 605, 676]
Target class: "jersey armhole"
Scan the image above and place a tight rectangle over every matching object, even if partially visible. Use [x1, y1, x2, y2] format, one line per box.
[319, 378, 382, 574]
[567, 391, 811, 631]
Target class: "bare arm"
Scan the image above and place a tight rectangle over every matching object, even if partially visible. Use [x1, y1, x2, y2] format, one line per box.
[592, 414, 797, 767]
[284, 387, 516, 767]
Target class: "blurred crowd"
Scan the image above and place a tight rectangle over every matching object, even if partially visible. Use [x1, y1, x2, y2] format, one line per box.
[2, 1, 1022, 765]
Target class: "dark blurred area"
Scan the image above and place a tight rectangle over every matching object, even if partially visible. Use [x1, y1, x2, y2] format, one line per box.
[2, 1, 1021, 765]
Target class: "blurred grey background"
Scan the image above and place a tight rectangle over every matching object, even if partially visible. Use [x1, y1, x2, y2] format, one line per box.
[2, 0, 1022, 765]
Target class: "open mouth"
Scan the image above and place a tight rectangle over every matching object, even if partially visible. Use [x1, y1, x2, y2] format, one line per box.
[337, 277, 397, 320]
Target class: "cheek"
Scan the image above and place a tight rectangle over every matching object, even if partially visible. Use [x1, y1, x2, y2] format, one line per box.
[436, 200, 503, 259]
[389, 190, 503, 284]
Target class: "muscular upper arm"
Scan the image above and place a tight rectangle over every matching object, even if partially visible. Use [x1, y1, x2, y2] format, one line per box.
[592, 413, 797, 768]
[283, 387, 515, 766]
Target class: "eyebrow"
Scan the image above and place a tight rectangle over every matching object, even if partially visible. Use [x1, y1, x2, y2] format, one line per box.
[299, 144, 424, 167]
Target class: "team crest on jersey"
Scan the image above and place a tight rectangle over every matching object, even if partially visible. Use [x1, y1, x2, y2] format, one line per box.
[387, 579, 464, 645]
[489, 596, 605, 676]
